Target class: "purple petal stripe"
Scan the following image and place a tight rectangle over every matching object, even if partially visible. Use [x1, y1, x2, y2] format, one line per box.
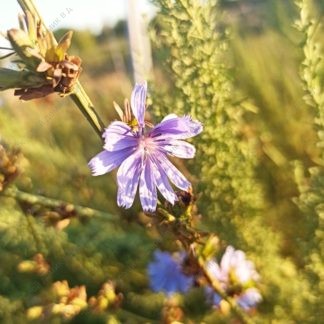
[155, 154, 191, 191]
[117, 151, 142, 208]
[131, 82, 147, 128]
[159, 139, 196, 159]
[88, 148, 133, 176]
[139, 157, 157, 212]
[150, 114, 203, 140]
[151, 157, 178, 205]
[103, 121, 138, 152]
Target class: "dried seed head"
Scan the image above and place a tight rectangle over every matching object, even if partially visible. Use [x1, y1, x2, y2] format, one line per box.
[14, 54, 82, 100]
[0, 9, 82, 100]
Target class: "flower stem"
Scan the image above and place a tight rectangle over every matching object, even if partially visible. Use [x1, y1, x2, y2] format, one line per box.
[70, 82, 105, 139]
[3, 186, 117, 221]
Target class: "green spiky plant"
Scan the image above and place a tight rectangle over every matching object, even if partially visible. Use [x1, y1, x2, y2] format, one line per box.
[294, 0, 324, 321]
[150, 0, 313, 321]
[0, 0, 324, 322]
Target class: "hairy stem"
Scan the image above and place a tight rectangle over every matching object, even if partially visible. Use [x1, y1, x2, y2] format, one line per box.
[3, 186, 117, 221]
[70, 82, 105, 139]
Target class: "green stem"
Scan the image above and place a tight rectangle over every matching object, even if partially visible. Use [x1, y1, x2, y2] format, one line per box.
[3, 186, 117, 221]
[71, 82, 105, 139]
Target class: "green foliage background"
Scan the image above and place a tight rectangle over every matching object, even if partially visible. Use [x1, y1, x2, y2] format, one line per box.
[0, 0, 323, 322]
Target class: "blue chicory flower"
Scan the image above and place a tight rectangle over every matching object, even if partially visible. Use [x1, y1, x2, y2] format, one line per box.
[147, 250, 194, 295]
[205, 288, 222, 307]
[88, 82, 202, 212]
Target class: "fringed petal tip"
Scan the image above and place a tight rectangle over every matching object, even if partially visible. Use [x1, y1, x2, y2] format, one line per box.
[136, 80, 147, 90]
[88, 156, 106, 176]
[160, 140, 196, 159]
[184, 115, 203, 136]
[88, 150, 132, 177]
[151, 114, 203, 140]
[143, 205, 157, 213]
[117, 199, 132, 209]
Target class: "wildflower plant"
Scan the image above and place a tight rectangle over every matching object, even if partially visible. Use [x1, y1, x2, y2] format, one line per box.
[0, 1, 262, 322]
[89, 82, 202, 212]
[0, 0, 323, 323]
[294, 0, 324, 318]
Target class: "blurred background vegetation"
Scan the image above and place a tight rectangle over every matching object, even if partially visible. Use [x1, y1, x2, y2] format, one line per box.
[0, 0, 323, 322]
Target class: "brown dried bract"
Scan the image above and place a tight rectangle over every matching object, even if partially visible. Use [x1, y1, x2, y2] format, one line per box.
[15, 55, 82, 100]
[1, 8, 82, 100]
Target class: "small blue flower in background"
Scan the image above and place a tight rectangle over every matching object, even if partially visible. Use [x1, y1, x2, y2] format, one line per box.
[206, 288, 261, 310]
[147, 250, 194, 295]
[88, 82, 202, 212]
[206, 246, 262, 310]
[205, 287, 222, 307]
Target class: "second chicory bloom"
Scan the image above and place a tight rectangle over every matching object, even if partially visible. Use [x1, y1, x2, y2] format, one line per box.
[206, 246, 261, 310]
[88, 82, 202, 212]
[147, 250, 194, 295]
[207, 246, 260, 285]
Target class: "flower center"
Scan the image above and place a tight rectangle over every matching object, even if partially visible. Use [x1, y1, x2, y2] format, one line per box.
[138, 136, 156, 155]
